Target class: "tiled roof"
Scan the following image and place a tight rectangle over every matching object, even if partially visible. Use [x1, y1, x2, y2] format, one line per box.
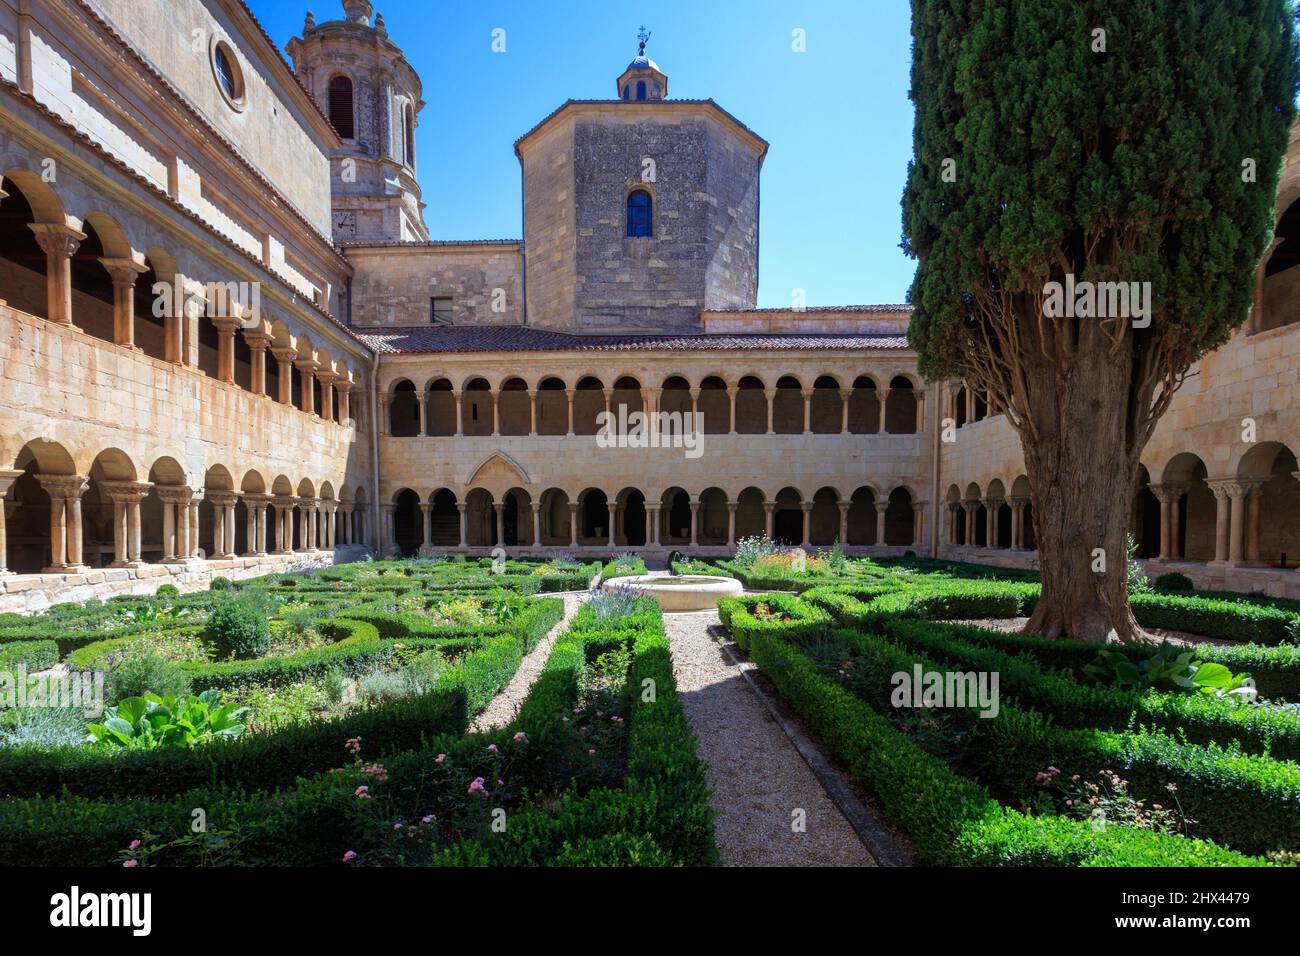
[708, 304, 913, 314]
[353, 325, 912, 355]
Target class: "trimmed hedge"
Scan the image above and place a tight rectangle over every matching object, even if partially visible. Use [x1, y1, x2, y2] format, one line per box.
[884, 619, 1300, 762]
[716, 594, 831, 652]
[745, 624, 1262, 866]
[0, 640, 59, 671]
[829, 626, 1300, 856]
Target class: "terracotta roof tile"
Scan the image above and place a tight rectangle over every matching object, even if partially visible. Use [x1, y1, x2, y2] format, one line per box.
[353, 325, 911, 355]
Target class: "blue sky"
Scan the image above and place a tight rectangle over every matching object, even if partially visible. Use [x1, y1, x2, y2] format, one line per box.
[252, 0, 917, 307]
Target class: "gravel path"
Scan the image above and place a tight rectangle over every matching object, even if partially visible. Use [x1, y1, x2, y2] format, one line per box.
[666, 610, 876, 867]
[469, 593, 587, 732]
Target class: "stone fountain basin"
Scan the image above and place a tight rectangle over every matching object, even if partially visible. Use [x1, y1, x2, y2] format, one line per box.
[601, 574, 743, 612]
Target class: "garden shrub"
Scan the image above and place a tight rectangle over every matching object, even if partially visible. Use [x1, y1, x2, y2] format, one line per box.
[1153, 572, 1196, 594]
[205, 599, 272, 660]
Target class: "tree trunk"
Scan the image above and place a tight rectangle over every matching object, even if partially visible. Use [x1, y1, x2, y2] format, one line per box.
[1018, 330, 1149, 643]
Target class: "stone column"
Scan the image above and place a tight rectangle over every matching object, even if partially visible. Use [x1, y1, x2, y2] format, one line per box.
[295, 359, 318, 415]
[800, 502, 813, 548]
[187, 494, 200, 559]
[245, 500, 257, 556]
[38, 476, 88, 571]
[528, 389, 538, 436]
[764, 502, 775, 539]
[531, 502, 542, 546]
[101, 258, 147, 349]
[454, 390, 465, 436]
[800, 389, 812, 434]
[457, 502, 468, 548]
[336, 381, 352, 424]
[0, 470, 21, 575]
[1008, 497, 1027, 549]
[912, 501, 926, 546]
[764, 389, 775, 435]
[1246, 486, 1264, 565]
[688, 388, 701, 434]
[421, 502, 433, 551]
[606, 500, 618, 547]
[689, 498, 701, 547]
[878, 389, 891, 434]
[1227, 483, 1250, 566]
[212, 317, 241, 385]
[1168, 485, 1186, 559]
[646, 505, 660, 546]
[839, 388, 851, 434]
[104, 481, 151, 566]
[318, 371, 336, 423]
[984, 498, 1001, 548]
[915, 389, 926, 433]
[271, 347, 296, 405]
[1151, 485, 1173, 559]
[568, 502, 579, 546]
[875, 501, 889, 548]
[1207, 481, 1231, 565]
[491, 389, 501, 437]
[727, 385, 737, 435]
[28, 223, 84, 326]
[327, 503, 337, 549]
[565, 389, 575, 436]
[378, 391, 391, 435]
[243, 330, 270, 396]
[729, 501, 740, 547]
[837, 501, 850, 544]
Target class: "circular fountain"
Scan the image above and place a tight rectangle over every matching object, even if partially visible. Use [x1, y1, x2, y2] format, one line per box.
[601, 574, 743, 612]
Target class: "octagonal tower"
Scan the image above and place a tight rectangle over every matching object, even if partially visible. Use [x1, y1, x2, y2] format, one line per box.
[287, 1, 429, 242]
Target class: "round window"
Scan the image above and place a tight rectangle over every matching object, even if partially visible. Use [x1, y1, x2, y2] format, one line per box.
[210, 39, 247, 110]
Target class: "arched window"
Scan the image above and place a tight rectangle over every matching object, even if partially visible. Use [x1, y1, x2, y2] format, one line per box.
[404, 103, 415, 167]
[328, 75, 354, 139]
[636, 80, 647, 101]
[627, 189, 652, 238]
[622, 85, 630, 101]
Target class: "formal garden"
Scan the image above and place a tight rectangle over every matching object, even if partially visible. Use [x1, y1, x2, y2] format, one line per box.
[0, 556, 713, 866]
[704, 542, 1300, 867]
[0, 541, 1296, 866]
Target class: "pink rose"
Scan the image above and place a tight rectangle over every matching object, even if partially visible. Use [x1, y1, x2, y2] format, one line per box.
[122, 860, 138, 868]
[342, 850, 357, 863]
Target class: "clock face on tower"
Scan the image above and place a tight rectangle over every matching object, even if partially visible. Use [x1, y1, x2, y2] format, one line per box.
[333, 212, 357, 237]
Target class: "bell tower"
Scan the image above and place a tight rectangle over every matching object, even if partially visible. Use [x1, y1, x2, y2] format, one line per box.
[287, 2, 430, 241]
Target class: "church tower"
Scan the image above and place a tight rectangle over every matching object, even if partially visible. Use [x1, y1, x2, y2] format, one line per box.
[287, 1, 429, 242]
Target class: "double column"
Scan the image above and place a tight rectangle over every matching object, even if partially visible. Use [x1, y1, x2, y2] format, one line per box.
[207, 492, 240, 560]
[1206, 479, 1265, 567]
[103, 481, 153, 567]
[37, 475, 90, 572]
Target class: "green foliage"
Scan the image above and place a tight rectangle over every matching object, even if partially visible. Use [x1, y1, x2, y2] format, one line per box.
[1083, 647, 1252, 698]
[205, 599, 272, 661]
[1127, 534, 1150, 594]
[105, 648, 193, 704]
[733, 536, 775, 569]
[1154, 572, 1196, 594]
[85, 690, 249, 750]
[902, 0, 1299, 380]
[209, 576, 233, 592]
[156, 584, 180, 598]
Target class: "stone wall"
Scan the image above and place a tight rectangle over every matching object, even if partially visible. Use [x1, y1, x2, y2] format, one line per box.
[0, 547, 367, 614]
[346, 243, 523, 327]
